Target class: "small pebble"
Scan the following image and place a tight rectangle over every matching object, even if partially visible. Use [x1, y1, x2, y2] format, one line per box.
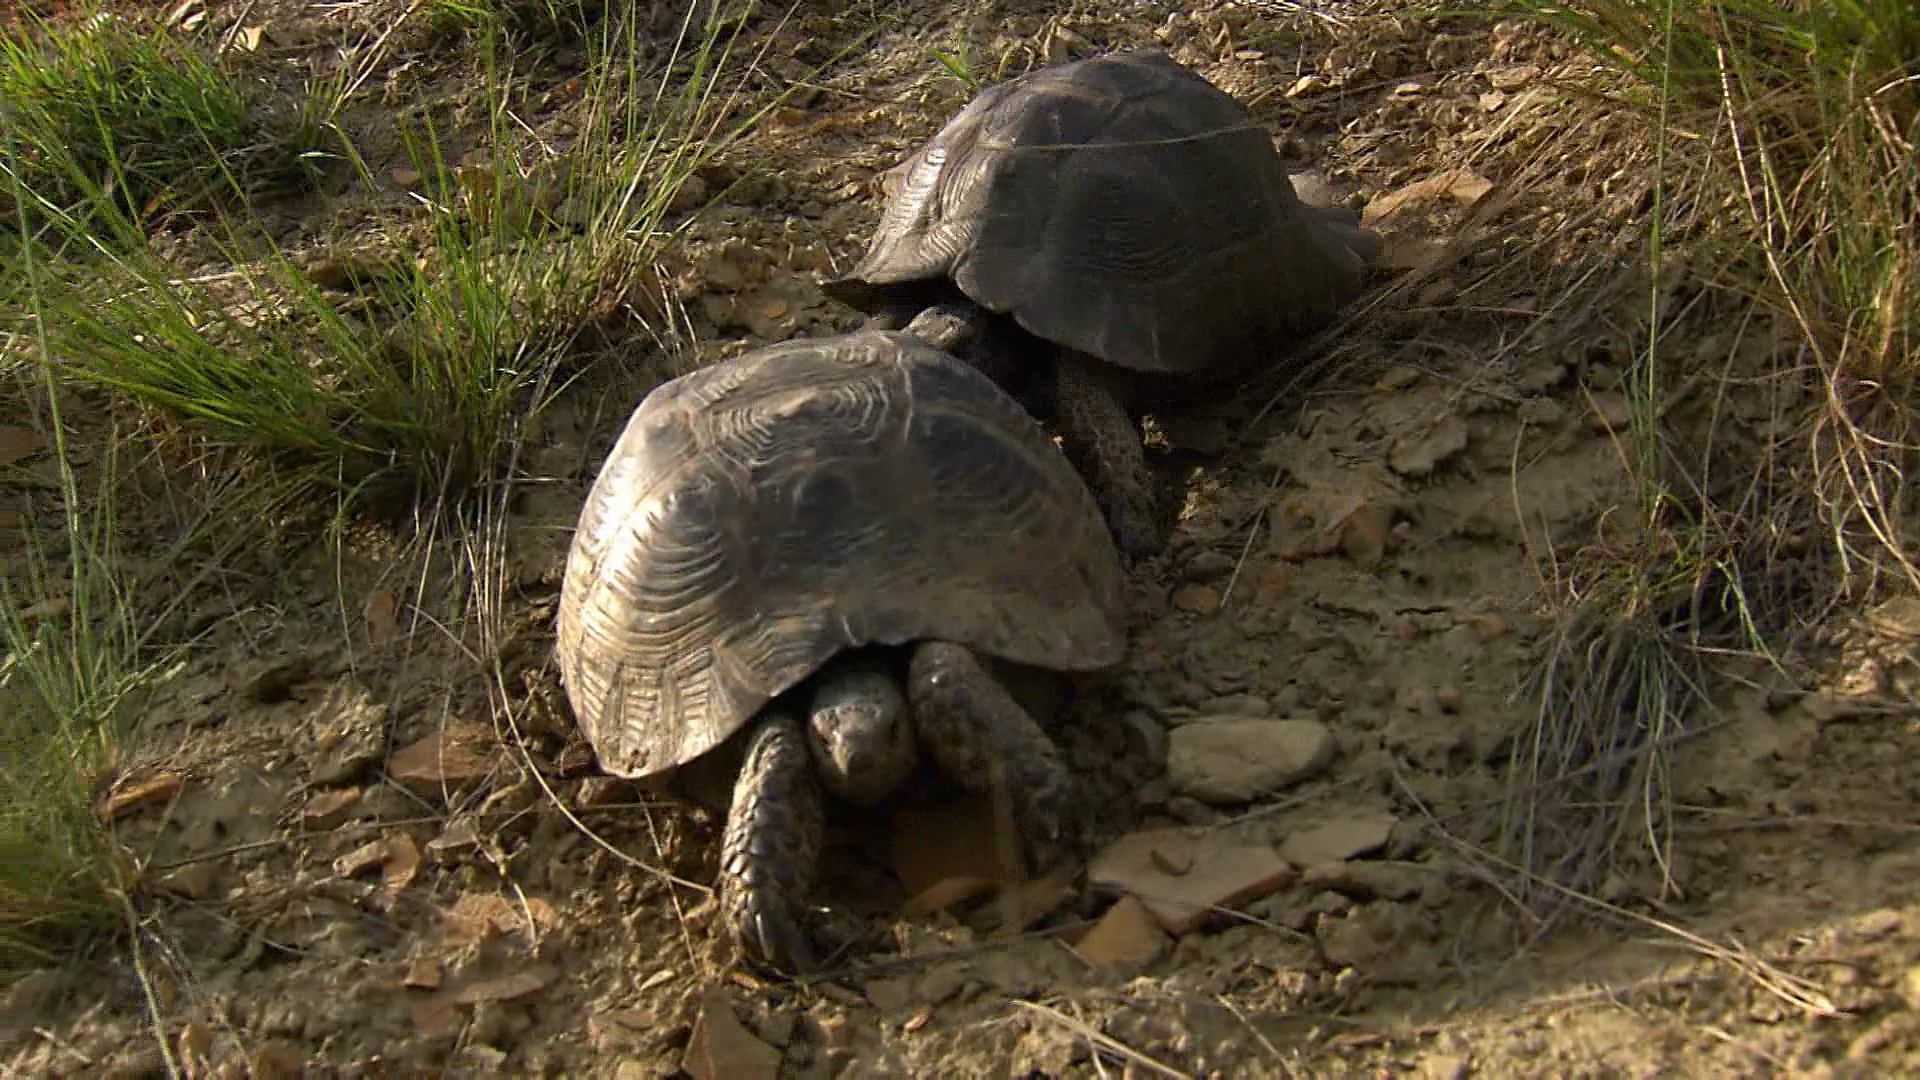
[1184, 551, 1236, 581]
[1173, 584, 1222, 615]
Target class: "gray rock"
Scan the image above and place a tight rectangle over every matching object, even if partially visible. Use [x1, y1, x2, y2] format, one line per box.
[1120, 710, 1167, 769]
[1166, 718, 1336, 804]
[1280, 815, 1398, 867]
[310, 686, 389, 786]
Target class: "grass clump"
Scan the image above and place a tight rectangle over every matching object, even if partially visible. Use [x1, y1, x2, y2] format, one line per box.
[1492, 0, 1919, 902]
[9, 3, 822, 513]
[0, 10, 295, 234]
[0, 394, 147, 976]
[423, 0, 603, 49]
[0, 511, 142, 977]
[1518, 0, 1917, 394]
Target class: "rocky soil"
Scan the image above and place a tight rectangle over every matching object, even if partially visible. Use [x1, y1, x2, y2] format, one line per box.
[10, 1, 1920, 1077]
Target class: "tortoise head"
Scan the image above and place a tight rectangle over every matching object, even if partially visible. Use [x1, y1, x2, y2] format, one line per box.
[804, 656, 918, 807]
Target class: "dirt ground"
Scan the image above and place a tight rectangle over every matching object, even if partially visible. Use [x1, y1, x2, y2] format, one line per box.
[10, 0, 1920, 1076]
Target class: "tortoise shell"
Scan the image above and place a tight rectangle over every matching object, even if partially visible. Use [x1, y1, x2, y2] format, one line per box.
[831, 49, 1375, 376]
[556, 329, 1128, 779]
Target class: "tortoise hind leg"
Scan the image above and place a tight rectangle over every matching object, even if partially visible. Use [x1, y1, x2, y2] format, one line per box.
[1053, 351, 1167, 564]
[719, 710, 826, 973]
[905, 641, 1081, 876]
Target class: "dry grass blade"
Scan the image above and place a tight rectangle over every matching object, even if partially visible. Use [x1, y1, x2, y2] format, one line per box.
[1499, 570, 1710, 905]
[1468, 0, 1919, 947]
[446, 362, 714, 980]
[1405, 771, 1838, 1019]
[1013, 999, 1197, 1080]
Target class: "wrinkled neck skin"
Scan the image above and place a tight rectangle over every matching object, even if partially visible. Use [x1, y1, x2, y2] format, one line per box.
[803, 651, 918, 808]
[1289, 196, 1381, 294]
[854, 281, 1056, 421]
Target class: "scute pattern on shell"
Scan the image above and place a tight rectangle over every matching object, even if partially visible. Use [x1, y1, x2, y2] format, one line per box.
[841, 49, 1373, 376]
[556, 330, 1128, 780]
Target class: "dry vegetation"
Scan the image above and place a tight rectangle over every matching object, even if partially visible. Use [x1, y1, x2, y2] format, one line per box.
[3, 0, 1918, 1073]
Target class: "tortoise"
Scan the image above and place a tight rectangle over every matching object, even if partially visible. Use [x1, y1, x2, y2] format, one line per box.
[554, 312, 1128, 973]
[824, 49, 1380, 562]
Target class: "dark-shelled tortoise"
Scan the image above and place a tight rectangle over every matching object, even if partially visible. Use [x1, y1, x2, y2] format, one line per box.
[554, 313, 1128, 973]
[825, 48, 1380, 562]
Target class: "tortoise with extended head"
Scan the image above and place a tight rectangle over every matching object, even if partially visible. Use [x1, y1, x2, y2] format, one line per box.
[555, 313, 1127, 973]
[825, 49, 1380, 562]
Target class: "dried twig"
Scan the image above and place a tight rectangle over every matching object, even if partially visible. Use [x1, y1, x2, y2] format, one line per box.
[1013, 999, 1197, 1080]
[1394, 769, 1839, 1019]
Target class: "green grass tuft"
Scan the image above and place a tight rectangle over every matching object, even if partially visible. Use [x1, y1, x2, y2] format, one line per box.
[1505, 0, 1918, 393]
[0, 376, 145, 977]
[0, 491, 141, 975]
[1491, 0, 1918, 898]
[0, 9, 303, 235]
[7, 1, 830, 514]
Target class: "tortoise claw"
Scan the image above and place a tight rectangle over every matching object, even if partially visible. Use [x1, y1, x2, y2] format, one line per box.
[738, 902, 816, 975]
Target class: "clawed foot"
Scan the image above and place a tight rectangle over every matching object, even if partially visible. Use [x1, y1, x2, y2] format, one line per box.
[1106, 499, 1167, 569]
[1052, 352, 1171, 566]
[907, 641, 1086, 880]
[719, 712, 826, 975]
[721, 879, 816, 974]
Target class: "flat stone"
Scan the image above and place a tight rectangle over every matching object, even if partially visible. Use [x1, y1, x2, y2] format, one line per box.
[387, 724, 499, 796]
[1850, 909, 1904, 941]
[1362, 169, 1495, 228]
[1486, 62, 1541, 89]
[1172, 584, 1221, 615]
[1422, 1052, 1472, 1080]
[969, 873, 1075, 935]
[155, 864, 219, 901]
[1072, 896, 1168, 968]
[1167, 719, 1336, 805]
[452, 964, 558, 1005]
[1339, 500, 1394, 566]
[1268, 491, 1371, 561]
[1900, 966, 1920, 1012]
[1183, 550, 1237, 582]
[402, 958, 443, 990]
[1388, 414, 1470, 478]
[1280, 815, 1398, 868]
[333, 839, 390, 879]
[1583, 391, 1633, 432]
[299, 787, 362, 830]
[1088, 828, 1296, 935]
[900, 876, 997, 920]
[683, 989, 779, 1080]
[1301, 860, 1426, 903]
[97, 772, 184, 821]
